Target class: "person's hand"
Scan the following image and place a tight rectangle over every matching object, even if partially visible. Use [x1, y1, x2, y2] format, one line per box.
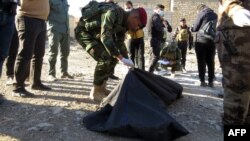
[169, 61, 175, 65]
[120, 58, 134, 67]
[232, 8, 250, 27]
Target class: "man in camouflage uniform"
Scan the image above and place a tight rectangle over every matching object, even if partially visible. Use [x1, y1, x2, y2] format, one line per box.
[47, 0, 73, 81]
[216, 0, 250, 125]
[159, 41, 182, 75]
[75, 2, 147, 102]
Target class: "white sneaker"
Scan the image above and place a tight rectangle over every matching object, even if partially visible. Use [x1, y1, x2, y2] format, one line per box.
[6, 77, 14, 85]
[170, 73, 176, 78]
[48, 75, 57, 82]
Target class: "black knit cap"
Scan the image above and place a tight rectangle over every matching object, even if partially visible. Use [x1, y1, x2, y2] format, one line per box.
[156, 4, 165, 9]
[180, 18, 186, 22]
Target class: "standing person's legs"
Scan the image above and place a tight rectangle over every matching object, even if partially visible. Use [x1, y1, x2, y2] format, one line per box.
[14, 16, 37, 96]
[195, 42, 206, 86]
[137, 38, 145, 70]
[6, 26, 19, 83]
[30, 20, 50, 90]
[60, 32, 72, 78]
[206, 41, 216, 87]
[89, 44, 114, 101]
[223, 64, 250, 125]
[149, 39, 161, 73]
[128, 39, 136, 65]
[0, 13, 15, 78]
[48, 30, 60, 77]
[178, 41, 188, 69]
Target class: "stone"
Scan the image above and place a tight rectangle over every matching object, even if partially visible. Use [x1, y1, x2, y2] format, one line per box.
[75, 111, 86, 117]
[51, 107, 63, 114]
[28, 123, 54, 132]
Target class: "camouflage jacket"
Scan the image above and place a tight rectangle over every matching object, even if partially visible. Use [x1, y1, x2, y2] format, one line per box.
[217, 0, 250, 31]
[100, 7, 127, 57]
[47, 0, 69, 33]
[77, 3, 127, 57]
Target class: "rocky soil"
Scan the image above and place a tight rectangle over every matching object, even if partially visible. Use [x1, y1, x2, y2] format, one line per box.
[0, 41, 224, 141]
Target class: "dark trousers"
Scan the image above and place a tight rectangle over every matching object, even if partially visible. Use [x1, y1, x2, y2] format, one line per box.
[0, 12, 15, 77]
[6, 27, 19, 77]
[128, 38, 145, 70]
[149, 38, 161, 73]
[177, 41, 187, 68]
[48, 30, 70, 76]
[14, 16, 46, 89]
[195, 40, 215, 83]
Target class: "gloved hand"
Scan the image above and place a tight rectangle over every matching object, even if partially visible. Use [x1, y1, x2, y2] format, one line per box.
[120, 58, 134, 67]
[232, 8, 250, 27]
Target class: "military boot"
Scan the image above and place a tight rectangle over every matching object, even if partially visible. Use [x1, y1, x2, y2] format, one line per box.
[89, 84, 106, 102]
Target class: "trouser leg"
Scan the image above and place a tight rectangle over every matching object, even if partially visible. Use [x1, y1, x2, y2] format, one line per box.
[31, 23, 46, 85]
[137, 38, 145, 70]
[48, 30, 60, 76]
[0, 13, 15, 78]
[15, 16, 38, 89]
[223, 64, 250, 125]
[59, 32, 70, 75]
[206, 41, 216, 83]
[195, 42, 206, 82]
[149, 39, 161, 73]
[178, 41, 188, 68]
[6, 27, 19, 77]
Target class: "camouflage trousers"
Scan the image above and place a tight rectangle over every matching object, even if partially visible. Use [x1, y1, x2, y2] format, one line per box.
[217, 28, 250, 125]
[75, 30, 118, 86]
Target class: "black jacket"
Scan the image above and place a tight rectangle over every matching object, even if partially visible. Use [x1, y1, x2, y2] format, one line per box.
[191, 7, 218, 43]
[0, 0, 18, 15]
[148, 13, 164, 41]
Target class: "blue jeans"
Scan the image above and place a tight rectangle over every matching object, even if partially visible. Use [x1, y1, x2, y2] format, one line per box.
[0, 12, 15, 77]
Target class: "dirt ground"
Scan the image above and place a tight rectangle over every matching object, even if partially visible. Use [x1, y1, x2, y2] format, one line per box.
[0, 41, 224, 141]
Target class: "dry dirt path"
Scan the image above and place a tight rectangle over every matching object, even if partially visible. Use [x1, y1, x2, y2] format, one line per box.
[0, 43, 223, 141]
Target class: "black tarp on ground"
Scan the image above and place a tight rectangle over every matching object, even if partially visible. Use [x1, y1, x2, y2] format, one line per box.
[83, 69, 189, 141]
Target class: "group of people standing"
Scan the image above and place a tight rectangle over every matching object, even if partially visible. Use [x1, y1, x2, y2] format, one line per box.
[0, 0, 73, 100]
[147, 3, 217, 88]
[1, 0, 250, 127]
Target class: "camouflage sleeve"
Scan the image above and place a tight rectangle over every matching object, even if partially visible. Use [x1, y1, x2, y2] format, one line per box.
[221, 0, 244, 17]
[115, 31, 128, 58]
[100, 9, 120, 57]
[217, 0, 245, 29]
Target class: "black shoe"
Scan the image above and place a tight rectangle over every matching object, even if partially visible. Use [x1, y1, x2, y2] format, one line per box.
[208, 82, 214, 87]
[31, 83, 51, 91]
[61, 73, 74, 79]
[200, 82, 207, 87]
[12, 87, 34, 98]
[155, 67, 161, 71]
[109, 74, 119, 80]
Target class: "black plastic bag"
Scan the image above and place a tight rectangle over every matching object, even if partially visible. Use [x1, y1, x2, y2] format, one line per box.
[83, 69, 189, 141]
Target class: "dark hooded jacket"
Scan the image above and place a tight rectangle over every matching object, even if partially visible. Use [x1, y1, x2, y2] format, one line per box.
[0, 0, 18, 15]
[191, 7, 218, 43]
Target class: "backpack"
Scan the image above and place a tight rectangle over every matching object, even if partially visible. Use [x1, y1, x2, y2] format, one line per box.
[81, 1, 113, 21]
[77, 1, 124, 32]
[199, 19, 217, 40]
[176, 27, 189, 41]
